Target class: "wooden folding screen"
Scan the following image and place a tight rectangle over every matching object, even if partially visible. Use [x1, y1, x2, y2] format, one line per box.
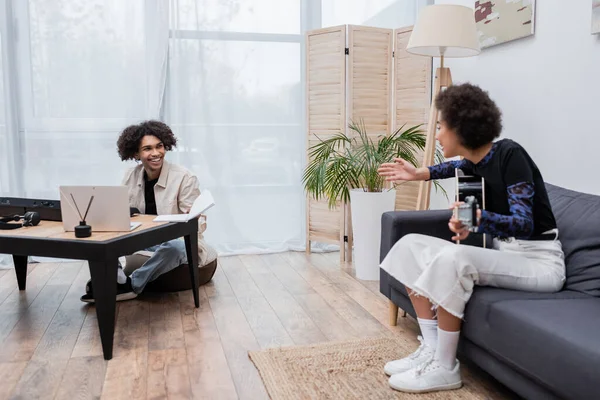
[305, 24, 433, 261]
[344, 25, 394, 261]
[347, 25, 394, 138]
[305, 26, 347, 260]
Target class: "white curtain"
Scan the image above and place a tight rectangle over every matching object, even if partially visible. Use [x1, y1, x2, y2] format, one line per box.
[322, 0, 431, 28]
[0, 0, 169, 266]
[1, 0, 424, 266]
[165, 0, 306, 255]
[0, 2, 11, 197]
[10, 0, 169, 197]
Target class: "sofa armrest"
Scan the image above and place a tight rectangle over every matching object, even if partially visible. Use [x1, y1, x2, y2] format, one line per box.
[379, 209, 490, 262]
[380, 210, 452, 262]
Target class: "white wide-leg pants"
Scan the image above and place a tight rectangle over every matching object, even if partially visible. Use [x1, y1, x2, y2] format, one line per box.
[380, 233, 566, 319]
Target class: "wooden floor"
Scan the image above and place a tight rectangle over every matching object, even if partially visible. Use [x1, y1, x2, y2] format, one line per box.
[0, 252, 517, 400]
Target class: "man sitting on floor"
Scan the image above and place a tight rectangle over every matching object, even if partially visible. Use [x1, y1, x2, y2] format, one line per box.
[81, 120, 217, 303]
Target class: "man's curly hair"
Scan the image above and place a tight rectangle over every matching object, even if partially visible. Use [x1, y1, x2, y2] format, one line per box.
[435, 83, 502, 150]
[116, 120, 177, 161]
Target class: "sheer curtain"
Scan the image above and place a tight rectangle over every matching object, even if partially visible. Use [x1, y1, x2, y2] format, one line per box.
[0, 1, 15, 267]
[0, 0, 309, 262]
[165, 0, 308, 255]
[11, 0, 168, 197]
[0, 0, 169, 266]
[1, 0, 426, 266]
[164, 0, 429, 255]
[0, 2, 13, 198]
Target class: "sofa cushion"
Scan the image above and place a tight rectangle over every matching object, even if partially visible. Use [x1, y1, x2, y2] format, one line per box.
[546, 184, 600, 296]
[462, 287, 589, 343]
[475, 297, 600, 400]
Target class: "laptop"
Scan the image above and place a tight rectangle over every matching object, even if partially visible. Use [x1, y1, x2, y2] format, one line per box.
[59, 186, 142, 232]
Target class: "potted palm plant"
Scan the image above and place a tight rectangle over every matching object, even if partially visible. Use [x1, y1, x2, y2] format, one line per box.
[302, 119, 445, 280]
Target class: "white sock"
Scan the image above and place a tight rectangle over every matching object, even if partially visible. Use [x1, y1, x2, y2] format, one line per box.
[417, 318, 438, 348]
[116, 266, 127, 284]
[434, 328, 460, 369]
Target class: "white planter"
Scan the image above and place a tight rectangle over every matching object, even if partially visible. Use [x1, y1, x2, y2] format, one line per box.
[349, 188, 396, 281]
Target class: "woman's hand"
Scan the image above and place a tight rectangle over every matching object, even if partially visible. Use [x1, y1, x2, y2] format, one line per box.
[448, 201, 481, 241]
[449, 216, 470, 241]
[378, 158, 419, 182]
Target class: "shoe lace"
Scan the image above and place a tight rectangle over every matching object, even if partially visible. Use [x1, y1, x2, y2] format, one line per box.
[415, 357, 439, 376]
[409, 336, 429, 360]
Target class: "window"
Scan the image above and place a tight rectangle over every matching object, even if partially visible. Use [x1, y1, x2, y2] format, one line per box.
[1, 0, 323, 253]
[164, 0, 310, 250]
[10, 0, 163, 197]
[170, 0, 302, 34]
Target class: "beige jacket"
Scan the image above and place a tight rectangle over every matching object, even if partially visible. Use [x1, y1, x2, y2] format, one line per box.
[121, 160, 215, 266]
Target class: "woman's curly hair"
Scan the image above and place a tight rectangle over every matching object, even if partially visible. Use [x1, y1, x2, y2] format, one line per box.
[435, 83, 502, 150]
[116, 120, 177, 161]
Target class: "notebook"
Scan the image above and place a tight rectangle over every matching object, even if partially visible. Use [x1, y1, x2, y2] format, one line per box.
[153, 190, 215, 223]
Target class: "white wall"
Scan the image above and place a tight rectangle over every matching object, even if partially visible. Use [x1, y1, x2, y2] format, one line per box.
[429, 0, 600, 201]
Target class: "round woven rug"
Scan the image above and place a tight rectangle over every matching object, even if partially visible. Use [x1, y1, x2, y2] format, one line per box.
[248, 336, 486, 399]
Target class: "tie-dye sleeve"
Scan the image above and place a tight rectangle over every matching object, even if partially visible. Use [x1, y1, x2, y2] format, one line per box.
[427, 159, 472, 180]
[477, 182, 535, 239]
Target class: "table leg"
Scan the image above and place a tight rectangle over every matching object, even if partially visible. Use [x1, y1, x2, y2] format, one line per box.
[184, 234, 200, 308]
[89, 259, 118, 360]
[13, 255, 28, 291]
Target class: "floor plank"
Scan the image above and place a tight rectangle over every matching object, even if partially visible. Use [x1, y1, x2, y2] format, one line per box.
[261, 253, 359, 342]
[0, 265, 36, 305]
[281, 252, 393, 338]
[0, 263, 55, 311]
[101, 298, 151, 400]
[309, 252, 410, 335]
[54, 356, 107, 400]
[205, 266, 269, 400]
[239, 254, 328, 346]
[0, 265, 46, 345]
[146, 348, 192, 400]
[0, 253, 516, 400]
[261, 253, 316, 295]
[8, 262, 85, 399]
[0, 264, 74, 363]
[0, 361, 28, 400]
[148, 293, 185, 351]
[101, 348, 148, 400]
[70, 307, 104, 358]
[180, 287, 238, 400]
[219, 256, 294, 349]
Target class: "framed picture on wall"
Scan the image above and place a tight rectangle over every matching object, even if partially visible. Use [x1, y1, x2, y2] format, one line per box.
[593, 0, 600, 34]
[474, 0, 536, 49]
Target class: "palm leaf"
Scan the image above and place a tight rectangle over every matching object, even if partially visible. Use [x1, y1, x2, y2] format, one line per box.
[303, 118, 447, 209]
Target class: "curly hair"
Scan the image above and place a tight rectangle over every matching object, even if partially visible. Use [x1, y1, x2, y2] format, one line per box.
[435, 83, 502, 150]
[116, 120, 177, 161]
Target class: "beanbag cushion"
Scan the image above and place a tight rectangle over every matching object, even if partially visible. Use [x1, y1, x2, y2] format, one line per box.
[124, 254, 218, 293]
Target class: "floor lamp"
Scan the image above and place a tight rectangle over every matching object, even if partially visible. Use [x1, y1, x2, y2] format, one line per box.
[406, 5, 481, 211]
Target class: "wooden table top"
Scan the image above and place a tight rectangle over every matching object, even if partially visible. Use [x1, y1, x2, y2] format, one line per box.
[0, 215, 168, 242]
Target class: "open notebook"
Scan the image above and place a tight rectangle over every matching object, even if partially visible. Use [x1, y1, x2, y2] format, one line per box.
[153, 190, 215, 223]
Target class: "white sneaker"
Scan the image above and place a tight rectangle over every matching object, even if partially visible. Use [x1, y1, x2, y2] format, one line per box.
[388, 358, 462, 393]
[384, 336, 435, 376]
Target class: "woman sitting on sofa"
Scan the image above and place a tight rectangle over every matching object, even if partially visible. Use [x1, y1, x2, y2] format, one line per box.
[81, 120, 217, 303]
[377, 83, 565, 394]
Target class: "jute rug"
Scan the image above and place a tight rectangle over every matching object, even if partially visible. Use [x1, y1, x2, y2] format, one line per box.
[248, 336, 485, 400]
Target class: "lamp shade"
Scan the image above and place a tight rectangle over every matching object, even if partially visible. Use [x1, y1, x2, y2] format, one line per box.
[407, 4, 480, 58]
